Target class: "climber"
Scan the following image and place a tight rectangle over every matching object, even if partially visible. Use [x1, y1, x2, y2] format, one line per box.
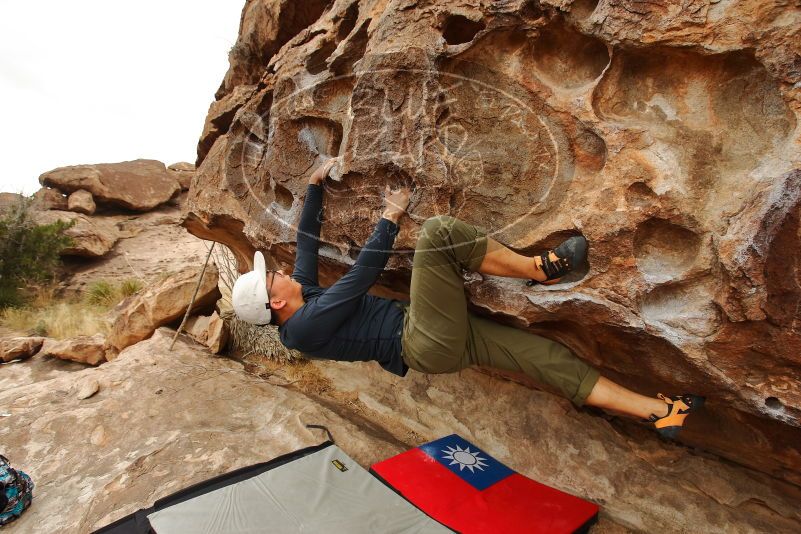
[232, 157, 705, 439]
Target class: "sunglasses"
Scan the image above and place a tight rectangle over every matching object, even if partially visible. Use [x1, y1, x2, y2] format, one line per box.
[265, 270, 282, 312]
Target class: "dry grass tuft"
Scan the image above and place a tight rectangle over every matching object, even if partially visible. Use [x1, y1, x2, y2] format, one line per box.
[225, 310, 301, 363]
[0, 279, 143, 339]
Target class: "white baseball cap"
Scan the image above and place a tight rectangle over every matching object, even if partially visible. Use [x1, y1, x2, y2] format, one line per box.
[232, 251, 271, 325]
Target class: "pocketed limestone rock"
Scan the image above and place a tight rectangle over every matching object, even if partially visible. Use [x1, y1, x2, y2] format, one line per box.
[181, 0, 801, 485]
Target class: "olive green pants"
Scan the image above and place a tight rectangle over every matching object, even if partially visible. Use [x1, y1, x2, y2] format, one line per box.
[400, 215, 600, 406]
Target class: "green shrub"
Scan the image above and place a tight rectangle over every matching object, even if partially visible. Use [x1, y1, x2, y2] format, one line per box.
[86, 280, 118, 306]
[0, 197, 73, 308]
[84, 278, 143, 306]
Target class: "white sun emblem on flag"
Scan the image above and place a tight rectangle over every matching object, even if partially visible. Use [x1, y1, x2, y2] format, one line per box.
[441, 445, 489, 473]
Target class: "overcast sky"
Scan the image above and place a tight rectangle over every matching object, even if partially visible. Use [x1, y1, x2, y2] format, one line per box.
[0, 1, 243, 194]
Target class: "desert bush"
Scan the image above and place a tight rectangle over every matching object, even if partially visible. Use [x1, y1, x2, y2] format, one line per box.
[86, 280, 117, 306]
[119, 278, 143, 297]
[0, 197, 72, 307]
[85, 278, 143, 306]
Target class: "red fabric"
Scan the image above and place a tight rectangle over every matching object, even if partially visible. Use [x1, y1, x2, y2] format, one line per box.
[372, 448, 598, 534]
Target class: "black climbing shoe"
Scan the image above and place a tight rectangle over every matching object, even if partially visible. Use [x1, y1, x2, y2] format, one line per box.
[647, 393, 706, 440]
[526, 235, 588, 286]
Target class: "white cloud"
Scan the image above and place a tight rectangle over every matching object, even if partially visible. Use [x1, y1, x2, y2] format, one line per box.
[0, 0, 243, 194]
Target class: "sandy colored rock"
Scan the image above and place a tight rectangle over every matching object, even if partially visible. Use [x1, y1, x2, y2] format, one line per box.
[75, 378, 100, 400]
[184, 314, 212, 343]
[205, 311, 228, 353]
[31, 187, 68, 210]
[3, 328, 801, 532]
[106, 264, 221, 352]
[0, 336, 45, 363]
[167, 162, 195, 190]
[32, 210, 118, 257]
[66, 189, 96, 215]
[39, 159, 180, 212]
[184, 0, 801, 484]
[40, 334, 108, 366]
[59, 199, 211, 295]
[0, 329, 408, 533]
[185, 311, 228, 354]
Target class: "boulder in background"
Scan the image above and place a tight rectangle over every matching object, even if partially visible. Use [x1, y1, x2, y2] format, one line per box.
[39, 159, 180, 212]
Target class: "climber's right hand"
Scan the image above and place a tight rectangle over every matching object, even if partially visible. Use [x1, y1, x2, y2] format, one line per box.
[309, 156, 341, 185]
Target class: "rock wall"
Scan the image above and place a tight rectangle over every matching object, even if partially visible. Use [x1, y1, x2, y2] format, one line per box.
[184, 0, 801, 484]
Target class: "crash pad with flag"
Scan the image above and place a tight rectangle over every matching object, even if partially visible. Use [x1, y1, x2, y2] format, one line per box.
[370, 434, 599, 534]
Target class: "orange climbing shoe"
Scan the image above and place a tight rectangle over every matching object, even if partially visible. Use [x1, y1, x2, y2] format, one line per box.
[648, 393, 705, 440]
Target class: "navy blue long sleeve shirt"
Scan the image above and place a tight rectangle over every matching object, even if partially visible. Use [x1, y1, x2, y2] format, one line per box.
[278, 183, 409, 376]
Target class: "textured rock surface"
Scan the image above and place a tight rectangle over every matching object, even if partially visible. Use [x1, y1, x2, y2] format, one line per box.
[2, 329, 801, 533]
[39, 334, 108, 366]
[184, 0, 801, 484]
[40, 159, 181, 212]
[32, 210, 119, 257]
[31, 187, 68, 211]
[185, 311, 229, 354]
[167, 161, 195, 190]
[0, 337, 45, 363]
[59, 199, 210, 295]
[67, 189, 96, 215]
[106, 264, 221, 352]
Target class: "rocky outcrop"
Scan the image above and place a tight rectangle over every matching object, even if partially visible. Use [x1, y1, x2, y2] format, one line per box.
[39, 334, 108, 366]
[67, 189, 96, 215]
[3, 329, 799, 532]
[61, 205, 212, 295]
[31, 187, 68, 211]
[32, 210, 119, 257]
[40, 159, 180, 212]
[0, 336, 45, 363]
[184, 0, 801, 484]
[106, 264, 221, 353]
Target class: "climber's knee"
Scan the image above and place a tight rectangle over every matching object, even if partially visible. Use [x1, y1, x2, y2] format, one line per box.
[419, 215, 458, 246]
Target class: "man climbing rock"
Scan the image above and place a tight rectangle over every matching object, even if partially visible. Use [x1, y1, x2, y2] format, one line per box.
[232, 157, 704, 439]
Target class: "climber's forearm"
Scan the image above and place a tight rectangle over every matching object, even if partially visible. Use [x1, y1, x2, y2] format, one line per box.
[297, 184, 323, 252]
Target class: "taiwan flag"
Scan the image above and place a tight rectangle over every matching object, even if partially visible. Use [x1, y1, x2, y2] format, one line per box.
[370, 434, 599, 533]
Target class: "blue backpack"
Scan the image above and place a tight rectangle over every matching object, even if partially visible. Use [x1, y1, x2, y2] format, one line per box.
[0, 454, 34, 526]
